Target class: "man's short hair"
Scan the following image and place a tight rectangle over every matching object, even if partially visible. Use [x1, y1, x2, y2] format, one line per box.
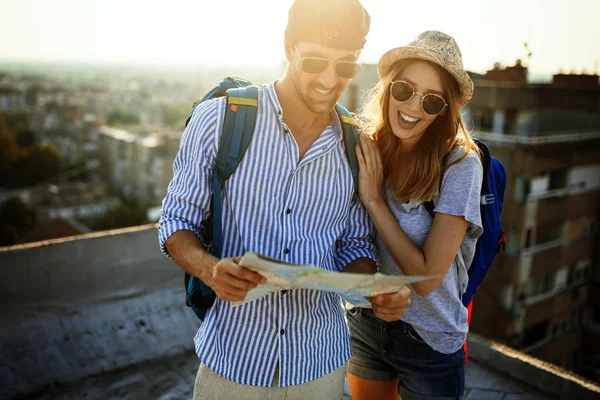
[285, 0, 371, 50]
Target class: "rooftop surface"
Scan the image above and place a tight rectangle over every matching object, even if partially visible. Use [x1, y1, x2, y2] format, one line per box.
[1, 225, 598, 400]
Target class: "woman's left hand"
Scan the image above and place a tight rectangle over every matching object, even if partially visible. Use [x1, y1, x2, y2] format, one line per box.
[356, 134, 384, 209]
[367, 285, 411, 322]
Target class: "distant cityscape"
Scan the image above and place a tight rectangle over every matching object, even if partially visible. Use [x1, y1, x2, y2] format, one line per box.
[1, 58, 599, 388]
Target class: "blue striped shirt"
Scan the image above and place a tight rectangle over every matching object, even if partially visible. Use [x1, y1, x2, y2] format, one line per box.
[158, 82, 375, 387]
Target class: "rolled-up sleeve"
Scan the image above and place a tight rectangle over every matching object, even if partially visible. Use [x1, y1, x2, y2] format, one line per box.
[158, 98, 222, 257]
[335, 199, 376, 270]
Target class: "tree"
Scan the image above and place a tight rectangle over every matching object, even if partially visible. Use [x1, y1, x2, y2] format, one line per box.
[18, 144, 61, 185]
[0, 131, 61, 188]
[25, 85, 42, 107]
[1, 110, 29, 133]
[92, 203, 147, 231]
[161, 102, 190, 127]
[106, 110, 140, 126]
[16, 129, 36, 147]
[0, 131, 22, 186]
[0, 197, 37, 246]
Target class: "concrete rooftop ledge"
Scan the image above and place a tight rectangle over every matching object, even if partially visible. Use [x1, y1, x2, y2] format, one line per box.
[1, 226, 599, 399]
[468, 334, 600, 400]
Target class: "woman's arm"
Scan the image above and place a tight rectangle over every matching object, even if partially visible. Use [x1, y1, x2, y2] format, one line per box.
[356, 135, 470, 296]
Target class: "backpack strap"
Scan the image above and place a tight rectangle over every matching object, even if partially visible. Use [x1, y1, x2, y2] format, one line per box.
[185, 77, 254, 128]
[334, 103, 361, 204]
[212, 85, 259, 258]
[184, 78, 258, 321]
[423, 200, 435, 218]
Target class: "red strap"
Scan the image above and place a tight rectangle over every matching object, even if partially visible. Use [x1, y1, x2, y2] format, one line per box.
[464, 299, 473, 365]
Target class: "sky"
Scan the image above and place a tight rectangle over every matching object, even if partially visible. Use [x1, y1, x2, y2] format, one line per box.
[0, 0, 599, 76]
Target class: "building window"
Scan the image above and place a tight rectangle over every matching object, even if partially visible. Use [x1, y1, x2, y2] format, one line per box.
[536, 223, 564, 245]
[514, 176, 530, 204]
[527, 272, 557, 297]
[594, 308, 600, 325]
[522, 320, 550, 347]
[570, 308, 581, 328]
[530, 175, 550, 196]
[524, 229, 532, 249]
[499, 285, 514, 310]
[549, 169, 567, 190]
[506, 231, 520, 256]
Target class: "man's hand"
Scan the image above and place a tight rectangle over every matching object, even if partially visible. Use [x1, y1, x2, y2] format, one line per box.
[366, 285, 411, 322]
[211, 256, 266, 302]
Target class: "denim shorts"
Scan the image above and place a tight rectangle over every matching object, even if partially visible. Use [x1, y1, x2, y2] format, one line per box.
[346, 307, 465, 400]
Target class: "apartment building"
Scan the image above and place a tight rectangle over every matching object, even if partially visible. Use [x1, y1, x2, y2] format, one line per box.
[466, 64, 600, 382]
[97, 126, 178, 205]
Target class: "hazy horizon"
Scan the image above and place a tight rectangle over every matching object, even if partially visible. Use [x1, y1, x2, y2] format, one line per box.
[1, 0, 599, 77]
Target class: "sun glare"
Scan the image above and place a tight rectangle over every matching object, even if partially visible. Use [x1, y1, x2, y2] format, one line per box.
[0, 0, 598, 74]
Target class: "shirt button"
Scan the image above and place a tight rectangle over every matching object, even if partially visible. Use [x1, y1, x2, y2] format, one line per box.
[280, 329, 285, 335]
[284, 248, 290, 255]
[286, 208, 291, 215]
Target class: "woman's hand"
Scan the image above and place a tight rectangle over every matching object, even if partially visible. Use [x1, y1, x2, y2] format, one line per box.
[367, 285, 411, 322]
[356, 134, 384, 210]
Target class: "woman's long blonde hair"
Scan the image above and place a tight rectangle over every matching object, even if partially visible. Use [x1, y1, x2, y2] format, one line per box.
[359, 59, 478, 202]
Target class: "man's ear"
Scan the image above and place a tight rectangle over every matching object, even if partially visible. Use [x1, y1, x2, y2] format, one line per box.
[284, 38, 294, 62]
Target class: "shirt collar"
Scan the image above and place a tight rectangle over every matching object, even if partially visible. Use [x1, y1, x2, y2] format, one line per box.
[265, 81, 343, 139]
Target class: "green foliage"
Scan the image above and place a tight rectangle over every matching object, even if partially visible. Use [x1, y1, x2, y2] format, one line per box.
[0, 131, 61, 188]
[0, 110, 30, 133]
[92, 203, 148, 231]
[16, 129, 36, 147]
[0, 197, 37, 246]
[106, 110, 140, 126]
[25, 85, 42, 106]
[161, 102, 190, 127]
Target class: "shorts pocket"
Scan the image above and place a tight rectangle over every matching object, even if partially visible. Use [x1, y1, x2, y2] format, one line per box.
[407, 325, 428, 345]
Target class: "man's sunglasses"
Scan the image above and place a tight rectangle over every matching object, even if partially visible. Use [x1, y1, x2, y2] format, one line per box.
[390, 80, 448, 115]
[294, 47, 361, 79]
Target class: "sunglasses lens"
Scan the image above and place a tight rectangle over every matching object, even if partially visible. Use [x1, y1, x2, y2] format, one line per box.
[302, 58, 328, 74]
[422, 95, 446, 115]
[336, 62, 361, 78]
[391, 81, 414, 102]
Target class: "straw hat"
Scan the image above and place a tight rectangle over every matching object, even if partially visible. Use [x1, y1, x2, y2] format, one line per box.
[377, 30, 474, 106]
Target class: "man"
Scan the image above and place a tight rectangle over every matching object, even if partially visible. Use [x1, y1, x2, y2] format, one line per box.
[159, 0, 411, 398]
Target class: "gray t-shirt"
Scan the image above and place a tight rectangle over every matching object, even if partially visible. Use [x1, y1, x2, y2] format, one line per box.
[377, 147, 483, 354]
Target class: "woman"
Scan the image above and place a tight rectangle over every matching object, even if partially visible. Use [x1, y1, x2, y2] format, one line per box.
[347, 31, 483, 400]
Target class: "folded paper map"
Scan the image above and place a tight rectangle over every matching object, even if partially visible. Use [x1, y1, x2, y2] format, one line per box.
[234, 252, 436, 308]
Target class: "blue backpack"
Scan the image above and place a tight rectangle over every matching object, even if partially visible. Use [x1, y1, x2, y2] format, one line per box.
[424, 139, 506, 307]
[183, 77, 362, 321]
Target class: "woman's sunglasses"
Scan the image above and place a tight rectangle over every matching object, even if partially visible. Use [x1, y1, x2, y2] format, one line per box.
[390, 80, 448, 115]
[294, 47, 362, 79]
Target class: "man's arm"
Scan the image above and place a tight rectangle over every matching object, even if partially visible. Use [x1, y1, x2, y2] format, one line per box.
[159, 98, 264, 302]
[341, 257, 377, 274]
[165, 230, 265, 301]
[165, 230, 218, 286]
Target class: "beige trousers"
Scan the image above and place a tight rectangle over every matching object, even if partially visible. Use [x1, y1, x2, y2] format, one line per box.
[193, 362, 347, 400]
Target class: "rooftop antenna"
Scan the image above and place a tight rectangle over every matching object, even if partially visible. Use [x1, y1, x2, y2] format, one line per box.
[523, 24, 533, 68]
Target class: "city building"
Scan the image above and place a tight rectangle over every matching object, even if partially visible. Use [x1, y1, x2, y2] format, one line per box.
[0, 82, 25, 110]
[97, 126, 179, 205]
[465, 64, 600, 382]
